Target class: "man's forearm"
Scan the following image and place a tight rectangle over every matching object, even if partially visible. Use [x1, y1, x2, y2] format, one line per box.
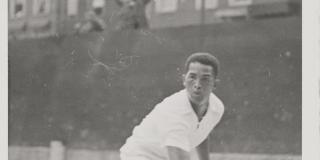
[167, 146, 191, 160]
[197, 138, 210, 160]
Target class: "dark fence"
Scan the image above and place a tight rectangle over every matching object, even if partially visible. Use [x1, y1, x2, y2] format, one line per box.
[9, 17, 301, 154]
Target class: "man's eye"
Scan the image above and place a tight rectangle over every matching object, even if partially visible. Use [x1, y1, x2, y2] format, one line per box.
[202, 77, 210, 81]
[188, 75, 196, 79]
[201, 77, 212, 82]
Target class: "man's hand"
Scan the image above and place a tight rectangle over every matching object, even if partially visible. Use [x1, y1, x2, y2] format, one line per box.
[167, 146, 191, 160]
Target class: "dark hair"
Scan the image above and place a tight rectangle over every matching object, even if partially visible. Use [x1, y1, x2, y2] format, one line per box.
[184, 52, 220, 78]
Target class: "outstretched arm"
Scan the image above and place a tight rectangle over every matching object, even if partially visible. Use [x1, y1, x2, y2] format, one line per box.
[196, 137, 210, 160]
[167, 146, 191, 160]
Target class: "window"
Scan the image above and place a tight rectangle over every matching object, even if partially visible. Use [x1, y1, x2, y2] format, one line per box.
[228, 0, 252, 6]
[33, 0, 51, 15]
[92, 0, 105, 8]
[67, 0, 78, 16]
[155, 0, 178, 13]
[10, 0, 26, 19]
[195, 0, 218, 10]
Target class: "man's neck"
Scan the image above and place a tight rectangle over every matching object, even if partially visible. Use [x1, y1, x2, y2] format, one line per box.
[190, 100, 209, 120]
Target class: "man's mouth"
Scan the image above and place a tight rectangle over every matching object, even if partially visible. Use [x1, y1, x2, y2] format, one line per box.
[192, 91, 201, 96]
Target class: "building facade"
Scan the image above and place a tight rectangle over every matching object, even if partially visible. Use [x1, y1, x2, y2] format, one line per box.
[147, 0, 300, 28]
[8, 0, 120, 39]
[8, 0, 58, 39]
[8, 0, 300, 39]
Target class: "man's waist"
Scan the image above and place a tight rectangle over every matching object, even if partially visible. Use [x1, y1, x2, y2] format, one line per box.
[120, 139, 168, 159]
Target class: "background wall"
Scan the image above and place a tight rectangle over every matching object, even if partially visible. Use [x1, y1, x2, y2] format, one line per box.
[9, 16, 301, 154]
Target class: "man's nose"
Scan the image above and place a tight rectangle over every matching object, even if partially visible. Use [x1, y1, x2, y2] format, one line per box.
[193, 79, 201, 89]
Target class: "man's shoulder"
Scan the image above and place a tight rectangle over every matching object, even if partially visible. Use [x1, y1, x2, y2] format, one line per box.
[209, 93, 225, 113]
[157, 89, 183, 102]
[154, 89, 188, 113]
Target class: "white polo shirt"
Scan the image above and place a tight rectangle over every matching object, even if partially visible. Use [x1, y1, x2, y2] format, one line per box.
[120, 89, 224, 160]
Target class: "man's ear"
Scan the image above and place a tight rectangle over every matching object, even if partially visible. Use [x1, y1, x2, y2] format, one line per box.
[182, 74, 186, 87]
[213, 79, 220, 89]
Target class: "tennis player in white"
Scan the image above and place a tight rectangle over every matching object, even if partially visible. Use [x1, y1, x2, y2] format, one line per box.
[120, 52, 225, 160]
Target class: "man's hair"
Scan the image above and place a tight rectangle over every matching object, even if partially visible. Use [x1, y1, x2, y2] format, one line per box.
[184, 52, 220, 78]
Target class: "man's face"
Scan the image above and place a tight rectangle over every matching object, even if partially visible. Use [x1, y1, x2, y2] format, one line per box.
[183, 62, 215, 106]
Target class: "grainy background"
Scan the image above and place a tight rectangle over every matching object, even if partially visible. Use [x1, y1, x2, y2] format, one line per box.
[8, 0, 302, 159]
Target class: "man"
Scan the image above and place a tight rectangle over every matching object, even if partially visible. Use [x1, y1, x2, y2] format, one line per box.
[115, 0, 151, 30]
[74, 10, 106, 33]
[120, 52, 225, 160]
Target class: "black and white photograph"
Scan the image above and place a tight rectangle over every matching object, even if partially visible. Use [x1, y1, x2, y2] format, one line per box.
[4, 0, 319, 160]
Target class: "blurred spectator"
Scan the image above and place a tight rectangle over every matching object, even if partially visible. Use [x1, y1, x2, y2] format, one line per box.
[92, 0, 105, 16]
[115, 0, 151, 30]
[74, 10, 106, 34]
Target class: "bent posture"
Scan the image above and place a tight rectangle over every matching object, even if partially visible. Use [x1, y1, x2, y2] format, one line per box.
[120, 52, 225, 160]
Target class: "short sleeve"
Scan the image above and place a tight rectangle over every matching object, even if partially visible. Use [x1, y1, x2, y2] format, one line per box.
[158, 114, 191, 152]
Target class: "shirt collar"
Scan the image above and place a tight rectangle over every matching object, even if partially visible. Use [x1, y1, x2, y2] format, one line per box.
[180, 89, 217, 115]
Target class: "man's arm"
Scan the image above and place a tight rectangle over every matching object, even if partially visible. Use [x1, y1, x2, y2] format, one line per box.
[196, 137, 210, 160]
[167, 146, 191, 160]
